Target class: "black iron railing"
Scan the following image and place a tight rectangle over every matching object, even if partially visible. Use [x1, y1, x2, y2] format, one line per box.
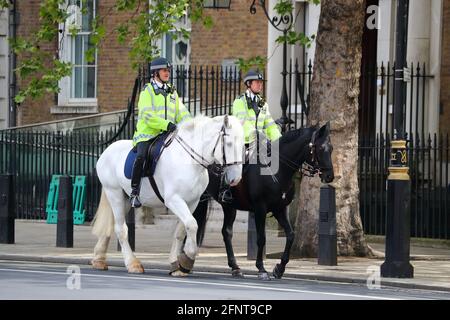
[1, 62, 448, 240]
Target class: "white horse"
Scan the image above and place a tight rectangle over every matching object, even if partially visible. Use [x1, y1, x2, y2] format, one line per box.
[91, 114, 244, 276]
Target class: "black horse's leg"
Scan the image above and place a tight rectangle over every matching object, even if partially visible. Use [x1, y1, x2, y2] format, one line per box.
[221, 205, 244, 278]
[254, 205, 270, 280]
[272, 206, 294, 279]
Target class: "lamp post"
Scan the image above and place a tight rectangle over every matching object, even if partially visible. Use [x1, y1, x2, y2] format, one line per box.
[380, 0, 413, 278]
[250, 0, 294, 133]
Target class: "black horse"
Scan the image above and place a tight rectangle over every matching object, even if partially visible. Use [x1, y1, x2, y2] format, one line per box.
[193, 122, 335, 280]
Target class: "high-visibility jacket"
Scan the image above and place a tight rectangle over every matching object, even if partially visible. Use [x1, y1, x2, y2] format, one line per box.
[132, 82, 191, 146]
[232, 94, 281, 144]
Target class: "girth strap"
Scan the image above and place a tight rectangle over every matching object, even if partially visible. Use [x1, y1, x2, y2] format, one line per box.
[145, 131, 177, 205]
[149, 176, 165, 204]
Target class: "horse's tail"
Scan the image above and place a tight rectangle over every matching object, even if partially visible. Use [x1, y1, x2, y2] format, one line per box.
[91, 189, 115, 238]
[193, 192, 211, 247]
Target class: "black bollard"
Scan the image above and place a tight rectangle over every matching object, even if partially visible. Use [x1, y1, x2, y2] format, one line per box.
[0, 174, 15, 244]
[56, 175, 73, 248]
[318, 185, 337, 266]
[117, 207, 135, 252]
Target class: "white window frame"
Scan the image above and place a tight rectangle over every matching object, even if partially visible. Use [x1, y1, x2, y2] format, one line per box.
[57, 0, 98, 110]
[151, 2, 191, 66]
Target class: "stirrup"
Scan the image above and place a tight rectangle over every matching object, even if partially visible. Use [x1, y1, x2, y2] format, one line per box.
[130, 194, 142, 208]
[218, 188, 233, 204]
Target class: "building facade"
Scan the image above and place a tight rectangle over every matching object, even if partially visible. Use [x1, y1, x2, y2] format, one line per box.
[0, 0, 448, 135]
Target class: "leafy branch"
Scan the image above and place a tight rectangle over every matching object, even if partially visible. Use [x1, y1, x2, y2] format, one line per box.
[237, 0, 320, 72]
[0, 0, 213, 104]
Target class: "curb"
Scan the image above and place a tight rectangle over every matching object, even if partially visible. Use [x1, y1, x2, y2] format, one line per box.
[1, 254, 449, 293]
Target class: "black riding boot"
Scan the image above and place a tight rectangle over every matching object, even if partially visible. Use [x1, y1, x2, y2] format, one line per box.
[130, 157, 144, 208]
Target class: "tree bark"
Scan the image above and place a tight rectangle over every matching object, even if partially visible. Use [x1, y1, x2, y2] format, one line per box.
[292, 0, 372, 257]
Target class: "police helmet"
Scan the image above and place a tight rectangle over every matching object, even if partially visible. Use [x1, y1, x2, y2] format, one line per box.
[149, 57, 172, 73]
[243, 70, 264, 86]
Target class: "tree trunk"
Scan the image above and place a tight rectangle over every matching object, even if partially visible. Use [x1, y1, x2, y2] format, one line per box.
[292, 0, 372, 257]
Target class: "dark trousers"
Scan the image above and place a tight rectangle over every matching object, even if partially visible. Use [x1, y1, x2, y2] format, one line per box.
[131, 139, 153, 194]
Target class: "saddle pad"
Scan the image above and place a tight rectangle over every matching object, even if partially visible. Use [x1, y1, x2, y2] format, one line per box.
[124, 135, 168, 179]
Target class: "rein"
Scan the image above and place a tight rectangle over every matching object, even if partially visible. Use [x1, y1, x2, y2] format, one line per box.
[174, 122, 242, 177]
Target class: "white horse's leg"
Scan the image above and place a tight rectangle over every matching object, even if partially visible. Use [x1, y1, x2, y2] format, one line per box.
[168, 221, 187, 272]
[105, 187, 144, 273]
[91, 189, 114, 270]
[92, 236, 111, 270]
[165, 195, 198, 274]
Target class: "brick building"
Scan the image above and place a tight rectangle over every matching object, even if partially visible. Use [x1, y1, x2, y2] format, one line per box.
[0, 0, 267, 128]
[440, 0, 450, 136]
[0, 0, 448, 136]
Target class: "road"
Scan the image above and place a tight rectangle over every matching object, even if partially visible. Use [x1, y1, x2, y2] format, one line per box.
[0, 260, 449, 301]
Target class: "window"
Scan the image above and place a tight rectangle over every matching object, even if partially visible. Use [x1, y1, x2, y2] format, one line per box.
[57, 0, 98, 112]
[203, 0, 231, 9]
[160, 15, 191, 66]
[159, 15, 191, 97]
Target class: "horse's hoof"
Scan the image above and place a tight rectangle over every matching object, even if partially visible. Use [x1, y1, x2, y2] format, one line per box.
[258, 272, 271, 281]
[128, 259, 144, 274]
[91, 259, 108, 271]
[272, 264, 284, 279]
[171, 270, 189, 277]
[178, 253, 195, 273]
[231, 269, 244, 278]
[169, 262, 179, 274]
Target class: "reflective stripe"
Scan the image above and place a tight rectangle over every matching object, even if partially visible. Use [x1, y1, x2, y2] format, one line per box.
[152, 105, 176, 113]
[178, 113, 191, 123]
[139, 106, 153, 113]
[234, 111, 247, 118]
[147, 84, 153, 97]
[263, 121, 276, 129]
[133, 133, 155, 142]
[151, 64, 169, 70]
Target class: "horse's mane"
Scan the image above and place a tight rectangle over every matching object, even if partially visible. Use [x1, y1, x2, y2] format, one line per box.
[178, 113, 211, 130]
[280, 127, 315, 144]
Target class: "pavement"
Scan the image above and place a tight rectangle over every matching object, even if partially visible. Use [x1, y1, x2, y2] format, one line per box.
[0, 219, 450, 294]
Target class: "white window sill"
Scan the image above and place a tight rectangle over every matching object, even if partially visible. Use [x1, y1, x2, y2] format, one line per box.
[51, 105, 99, 114]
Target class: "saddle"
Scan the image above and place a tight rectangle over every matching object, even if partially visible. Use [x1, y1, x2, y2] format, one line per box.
[124, 131, 175, 180]
[124, 132, 176, 203]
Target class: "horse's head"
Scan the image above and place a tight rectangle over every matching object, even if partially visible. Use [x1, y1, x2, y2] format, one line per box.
[309, 121, 334, 183]
[212, 115, 245, 187]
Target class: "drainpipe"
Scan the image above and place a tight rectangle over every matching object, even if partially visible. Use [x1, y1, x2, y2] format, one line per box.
[8, 0, 17, 127]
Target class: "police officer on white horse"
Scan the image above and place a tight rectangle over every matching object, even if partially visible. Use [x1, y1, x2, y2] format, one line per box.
[130, 57, 192, 208]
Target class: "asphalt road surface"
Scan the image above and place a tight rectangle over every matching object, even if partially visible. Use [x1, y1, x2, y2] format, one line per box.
[0, 260, 449, 301]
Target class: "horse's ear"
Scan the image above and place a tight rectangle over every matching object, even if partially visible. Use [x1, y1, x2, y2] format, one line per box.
[317, 121, 330, 138]
[323, 121, 331, 135]
[224, 114, 230, 128]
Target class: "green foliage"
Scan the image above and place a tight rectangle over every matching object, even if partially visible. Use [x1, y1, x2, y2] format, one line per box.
[238, 0, 320, 73]
[3, 0, 320, 104]
[273, 0, 294, 16]
[3, 0, 213, 104]
[236, 56, 267, 74]
[0, 0, 10, 9]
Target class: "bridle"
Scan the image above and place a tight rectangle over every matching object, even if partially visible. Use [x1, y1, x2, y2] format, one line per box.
[301, 130, 333, 177]
[174, 116, 243, 177]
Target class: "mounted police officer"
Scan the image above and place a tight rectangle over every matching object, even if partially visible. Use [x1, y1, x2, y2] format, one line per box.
[232, 70, 281, 151]
[130, 57, 192, 208]
[215, 70, 281, 204]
